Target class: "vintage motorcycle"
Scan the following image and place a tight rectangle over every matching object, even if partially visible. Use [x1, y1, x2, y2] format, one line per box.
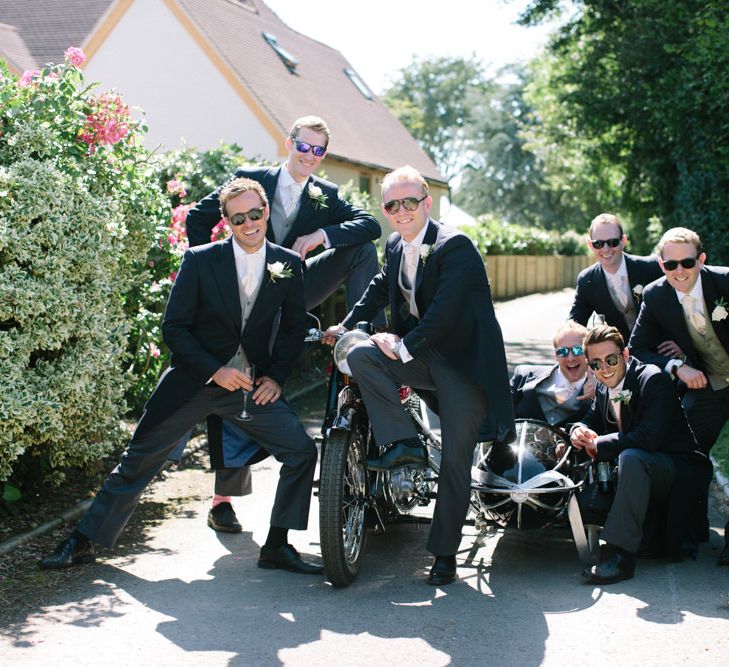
[306, 321, 604, 587]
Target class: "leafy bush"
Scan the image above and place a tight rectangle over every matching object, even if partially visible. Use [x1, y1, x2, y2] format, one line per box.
[0, 53, 168, 486]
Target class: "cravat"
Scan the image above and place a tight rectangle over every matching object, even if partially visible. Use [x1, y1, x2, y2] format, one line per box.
[617, 275, 630, 308]
[241, 255, 258, 297]
[285, 183, 301, 217]
[682, 294, 706, 335]
[401, 245, 419, 289]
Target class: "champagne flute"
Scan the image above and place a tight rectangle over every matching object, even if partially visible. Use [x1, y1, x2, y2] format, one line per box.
[237, 363, 256, 422]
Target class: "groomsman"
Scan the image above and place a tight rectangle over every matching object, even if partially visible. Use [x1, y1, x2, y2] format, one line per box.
[511, 320, 595, 428]
[325, 166, 515, 586]
[571, 326, 708, 584]
[629, 227, 729, 565]
[40, 178, 322, 576]
[186, 116, 382, 531]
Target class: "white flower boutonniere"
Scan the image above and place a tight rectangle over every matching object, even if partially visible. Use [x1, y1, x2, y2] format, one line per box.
[267, 261, 293, 282]
[632, 284, 644, 300]
[712, 296, 728, 322]
[610, 389, 632, 405]
[307, 183, 328, 210]
[419, 244, 434, 263]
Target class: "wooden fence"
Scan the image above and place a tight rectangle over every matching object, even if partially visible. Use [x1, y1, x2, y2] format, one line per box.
[484, 255, 593, 300]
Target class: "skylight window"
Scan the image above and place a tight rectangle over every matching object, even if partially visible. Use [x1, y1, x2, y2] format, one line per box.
[262, 32, 299, 74]
[344, 68, 373, 100]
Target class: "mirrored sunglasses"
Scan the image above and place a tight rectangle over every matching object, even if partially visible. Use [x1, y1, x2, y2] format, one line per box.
[587, 353, 621, 372]
[662, 257, 697, 271]
[229, 208, 264, 226]
[555, 345, 584, 358]
[383, 195, 428, 215]
[590, 238, 621, 249]
[295, 140, 326, 157]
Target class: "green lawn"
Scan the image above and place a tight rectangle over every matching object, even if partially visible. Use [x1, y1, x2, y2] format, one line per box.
[712, 422, 729, 481]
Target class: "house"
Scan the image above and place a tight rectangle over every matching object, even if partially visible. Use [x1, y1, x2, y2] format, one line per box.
[0, 0, 447, 222]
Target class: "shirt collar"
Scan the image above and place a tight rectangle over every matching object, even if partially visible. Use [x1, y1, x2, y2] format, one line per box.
[402, 222, 429, 250]
[674, 276, 704, 308]
[607, 375, 626, 399]
[279, 163, 306, 191]
[232, 239, 266, 270]
[554, 366, 585, 390]
[602, 255, 628, 282]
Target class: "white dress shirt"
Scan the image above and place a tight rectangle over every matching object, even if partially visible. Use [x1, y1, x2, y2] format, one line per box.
[278, 164, 331, 248]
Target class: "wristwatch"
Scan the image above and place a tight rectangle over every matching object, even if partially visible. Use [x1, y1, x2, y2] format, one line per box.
[670, 359, 684, 377]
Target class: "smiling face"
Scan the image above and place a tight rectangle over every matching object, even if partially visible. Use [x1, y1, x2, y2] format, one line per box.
[589, 221, 627, 274]
[554, 330, 588, 383]
[660, 240, 705, 294]
[381, 179, 431, 243]
[225, 190, 268, 253]
[586, 340, 629, 389]
[284, 127, 327, 183]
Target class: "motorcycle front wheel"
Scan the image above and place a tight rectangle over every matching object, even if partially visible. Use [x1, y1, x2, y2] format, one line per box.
[319, 428, 369, 587]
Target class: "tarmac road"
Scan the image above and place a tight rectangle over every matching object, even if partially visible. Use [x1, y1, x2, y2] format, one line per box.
[1, 288, 728, 666]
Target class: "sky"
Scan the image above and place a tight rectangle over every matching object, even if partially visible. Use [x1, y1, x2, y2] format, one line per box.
[263, 0, 564, 94]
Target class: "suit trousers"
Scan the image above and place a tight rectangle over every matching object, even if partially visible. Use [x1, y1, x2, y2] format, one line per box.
[347, 341, 488, 556]
[77, 385, 317, 547]
[601, 448, 675, 554]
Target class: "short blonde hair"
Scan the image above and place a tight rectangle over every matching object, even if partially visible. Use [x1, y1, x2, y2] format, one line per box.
[288, 115, 330, 146]
[219, 177, 268, 217]
[657, 227, 702, 255]
[552, 320, 589, 347]
[588, 213, 624, 238]
[381, 165, 429, 198]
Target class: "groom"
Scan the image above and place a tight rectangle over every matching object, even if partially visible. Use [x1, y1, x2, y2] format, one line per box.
[40, 178, 322, 575]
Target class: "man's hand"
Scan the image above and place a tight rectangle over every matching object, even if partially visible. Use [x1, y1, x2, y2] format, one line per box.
[676, 364, 708, 389]
[371, 332, 401, 360]
[322, 324, 346, 347]
[211, 367, 254, 391]
[577, 372, 597, 401]
[570, 425, 598, 458]
[657, 339, 684, 359]
[252, 376, 281, 405]
[291, 229, 326, 260]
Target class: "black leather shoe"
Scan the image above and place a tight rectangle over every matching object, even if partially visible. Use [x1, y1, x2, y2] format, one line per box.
[39, 535, 95, 570]
[207, 502, 242, 533]
[585, 546, 635, 584]
[427, 555, 457, 586]
[718, 543, 729, 567]
[258, 544, 324, 575]
[367, 438, 426, 471]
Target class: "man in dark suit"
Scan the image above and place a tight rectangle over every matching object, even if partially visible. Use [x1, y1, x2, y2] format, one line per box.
[324, 166, 515, 586]
[629, 227, 729, 565]
[571, 326, 706, 584]
[39, 178, 322, 576]
[186, 116, 382, 531]
[570, 213, 666, 346]
[511, 320, 594, 428]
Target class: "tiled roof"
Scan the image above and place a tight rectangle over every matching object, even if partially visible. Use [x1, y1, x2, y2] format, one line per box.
[0, 22, 37, 72]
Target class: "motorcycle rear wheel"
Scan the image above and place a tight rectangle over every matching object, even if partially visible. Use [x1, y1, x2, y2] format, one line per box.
[319, 429, 369, 587]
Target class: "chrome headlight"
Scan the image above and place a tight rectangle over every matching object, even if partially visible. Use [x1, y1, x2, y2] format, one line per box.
[333, 330, 370, 376]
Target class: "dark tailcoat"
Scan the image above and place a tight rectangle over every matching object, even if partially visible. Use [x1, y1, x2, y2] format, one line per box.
[570, 253, 663, 343]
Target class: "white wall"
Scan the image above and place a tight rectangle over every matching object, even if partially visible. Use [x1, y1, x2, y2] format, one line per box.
[84, 0, 280, 157]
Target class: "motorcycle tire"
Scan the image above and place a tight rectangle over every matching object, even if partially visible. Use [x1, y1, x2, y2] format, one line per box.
[319, 428, 369, 588]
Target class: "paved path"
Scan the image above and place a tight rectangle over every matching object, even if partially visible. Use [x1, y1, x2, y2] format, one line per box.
[2, 289, 728, 666]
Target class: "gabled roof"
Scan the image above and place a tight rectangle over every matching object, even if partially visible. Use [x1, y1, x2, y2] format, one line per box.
[0, 22, 37, 72]
[0, 0, 446, 184]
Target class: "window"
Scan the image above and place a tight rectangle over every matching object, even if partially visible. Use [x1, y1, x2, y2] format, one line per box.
[344, 68, 373, 100]
[359, 175, 371, 194]
[262, 32, 299, 74]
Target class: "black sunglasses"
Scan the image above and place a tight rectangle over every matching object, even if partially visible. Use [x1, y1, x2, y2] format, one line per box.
[383, 195, 428, 215]
[555, 345, 584, 358]
[590, 238, 621, 249]
[662, 257, 698, 271]
[295, 139, 326, 157]
[228, 207, 264, 226]
[587, 353, 622, 372]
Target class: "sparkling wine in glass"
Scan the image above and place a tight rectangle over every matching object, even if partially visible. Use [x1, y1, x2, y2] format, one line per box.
[237, 363, 256, 422]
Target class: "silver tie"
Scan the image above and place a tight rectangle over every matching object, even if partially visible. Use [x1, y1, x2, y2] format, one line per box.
[682, 294, 706, 335]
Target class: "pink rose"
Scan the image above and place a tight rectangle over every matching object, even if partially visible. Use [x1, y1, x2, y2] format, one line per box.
[19, 70, 40, 87]
[148, 343, 161, 359]
[167, 179, 188, 198]
[64, 47, 87, 67]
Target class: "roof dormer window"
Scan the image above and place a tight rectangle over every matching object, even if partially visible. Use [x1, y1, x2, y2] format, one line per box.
[262, 32, 298, 74]
[344, 68, 373, 100]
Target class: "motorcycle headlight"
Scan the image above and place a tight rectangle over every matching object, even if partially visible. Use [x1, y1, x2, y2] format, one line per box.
[333, 330, 370, 376]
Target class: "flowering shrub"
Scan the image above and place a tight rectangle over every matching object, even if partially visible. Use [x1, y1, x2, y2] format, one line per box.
[0, 52, 168, 486]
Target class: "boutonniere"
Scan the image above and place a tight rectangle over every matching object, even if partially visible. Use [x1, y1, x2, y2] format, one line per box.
[307, 183, 328, 210]
[419, 244, 434, 263]
[632, 284, 644, 300]
[610, 389, 632, 405]
[267, 261, 293, 281]
[712, 297, 728, 322]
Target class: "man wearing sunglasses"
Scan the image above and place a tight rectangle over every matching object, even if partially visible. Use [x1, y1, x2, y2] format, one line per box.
[569, 213, 666, 346]
[629, 227, 729, 565]
[510, 321, 595, 428]
[570, 325, 708, 584]
[186, 116, 382, 532]
[40, 179, 323, 576]
[325, 166, 515, 586]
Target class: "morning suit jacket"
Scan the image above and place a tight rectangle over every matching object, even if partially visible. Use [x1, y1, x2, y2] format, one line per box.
[342, 219, 516, 445]
[570, 253, 663, 343]
[185, 165, 381, 249]
[139, 237, 306, 437]
[628, 266, 729, 372]
[510, 364, 591, 428]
